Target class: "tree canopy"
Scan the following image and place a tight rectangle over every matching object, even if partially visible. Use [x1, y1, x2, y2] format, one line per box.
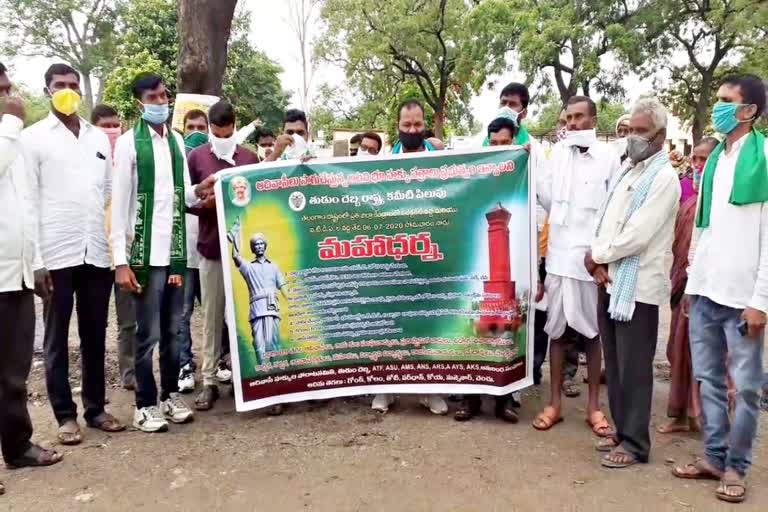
[316, 0, 508, 139]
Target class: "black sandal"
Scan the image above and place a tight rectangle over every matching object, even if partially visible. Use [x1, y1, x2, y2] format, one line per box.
[495, 396, 519, 423]
[6, 444, 63, 470]
[454, 396, 482, 421]
[194, 385, 220, 411]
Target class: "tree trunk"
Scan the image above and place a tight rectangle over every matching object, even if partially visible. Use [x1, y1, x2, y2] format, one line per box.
[433, 106, 445, 140]
[177, 0, 238, 95]
[81, 73, 94, 114]
[691, 74, 713, 145]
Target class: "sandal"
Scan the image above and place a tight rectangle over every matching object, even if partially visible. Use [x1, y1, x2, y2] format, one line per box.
[562, 379, 581, 398]
[86, 412, 126, 432]
[494, 396, 519, 423]
[454, 396, 481, 422]
[595, 437, 619, 453]
[194, 385, 220, 411]
[532, 405, 563, 431]
[716, 476, 747, 503]
[672, 459, 722, 480]
[57, 420, 83, 446]
[5, 444, 63, 469]
[586, 411, 615, 438]
[601, 447, 638, 469]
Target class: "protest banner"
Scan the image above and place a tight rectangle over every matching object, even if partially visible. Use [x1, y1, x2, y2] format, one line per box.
[215, 148, 535, 412]
[171, 93, 219, 133]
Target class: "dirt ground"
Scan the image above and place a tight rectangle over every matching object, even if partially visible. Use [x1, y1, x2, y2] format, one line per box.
[1, 301, 766, 512]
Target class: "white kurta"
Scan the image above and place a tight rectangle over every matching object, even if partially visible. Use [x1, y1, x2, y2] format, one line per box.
[537, 142, 619, 339]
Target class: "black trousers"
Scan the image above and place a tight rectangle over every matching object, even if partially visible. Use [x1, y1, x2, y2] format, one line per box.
[0, 290, 35, 461]
[598, 288, 659, 461]
[44, 264, 112, 425]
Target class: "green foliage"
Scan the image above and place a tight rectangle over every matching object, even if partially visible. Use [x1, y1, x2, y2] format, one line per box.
[101, 0, 178, 121]
[100, 3, 288, 128]
[222, 29, 291, 133]
[15, 87, 51, 127]
[635, 0, 767, 142]
[0, 0, 120, 109]
[470, 0, 642, 105]
[316, 0, 509, 138]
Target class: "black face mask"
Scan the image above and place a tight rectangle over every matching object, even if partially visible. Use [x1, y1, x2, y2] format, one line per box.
[399, 130, 425, 151]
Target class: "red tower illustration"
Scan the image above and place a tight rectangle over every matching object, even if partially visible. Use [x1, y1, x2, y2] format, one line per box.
[476, 203, 519, 334]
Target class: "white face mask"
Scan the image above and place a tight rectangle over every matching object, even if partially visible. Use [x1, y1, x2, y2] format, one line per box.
[356, 149, 372, 158]
[210, 132, 237, 163]
[562, 128, 597, 148]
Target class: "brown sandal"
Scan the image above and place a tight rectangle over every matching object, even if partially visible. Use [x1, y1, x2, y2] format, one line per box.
[601, 447, 638, 469]
[716, 476, 747, 503]
[57, 420, 83, 445]
[87, 412, 126, 433]
[5, 444, 64, 469]
[532, 406, 563, 431]
[672, 459, 722, 480]
[586, 411, 615, 438]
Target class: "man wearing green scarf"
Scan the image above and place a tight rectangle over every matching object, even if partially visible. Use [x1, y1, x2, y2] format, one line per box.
[482, 82, 531, 147]
[677, 75, 768, 504]
[110, 73, 215, 434]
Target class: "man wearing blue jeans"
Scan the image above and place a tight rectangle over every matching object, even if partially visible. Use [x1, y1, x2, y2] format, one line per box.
[675, 75, 767, 504]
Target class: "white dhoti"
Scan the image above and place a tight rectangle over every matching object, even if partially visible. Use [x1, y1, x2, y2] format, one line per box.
[543, 274, 598, 340]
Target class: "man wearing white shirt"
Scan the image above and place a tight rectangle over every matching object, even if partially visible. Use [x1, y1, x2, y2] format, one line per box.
[0, 64, 63, 492]
[674, 75, 767, 503]
[111, 73, 214, 433]
[21, 63, 124, 445]
[533, 96, 620, 437]
[587, 98, 680, 468]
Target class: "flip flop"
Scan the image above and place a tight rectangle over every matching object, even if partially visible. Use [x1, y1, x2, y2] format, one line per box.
[601, 448, 638, 469]
[716, 477, 747, 503]
[595, 437, 619, 453]
[532, 405, 563, 431]
[672, 460, 722, 480]
[586, 411, 615, 438]
[86, 412, 126, 433]
[57, 420, 83, 446]
[5, 445, 63, 470]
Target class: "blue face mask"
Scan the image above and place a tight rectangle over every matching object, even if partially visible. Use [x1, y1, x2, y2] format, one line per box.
[711, 101, 745, 134]
[141, 103, 170, 125]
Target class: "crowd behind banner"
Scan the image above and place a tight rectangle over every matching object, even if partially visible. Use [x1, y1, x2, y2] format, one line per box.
[0, 58, 767, 504]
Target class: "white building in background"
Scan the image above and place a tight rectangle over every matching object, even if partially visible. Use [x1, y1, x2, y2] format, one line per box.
[665, 114, 695, 154]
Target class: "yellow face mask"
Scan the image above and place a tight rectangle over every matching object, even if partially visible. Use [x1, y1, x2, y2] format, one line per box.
[49, 88, 81, 116]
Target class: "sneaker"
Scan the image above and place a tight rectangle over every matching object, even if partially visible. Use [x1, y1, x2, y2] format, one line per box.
[419, 394, 448, 415]
[178, 364, 195, 393]
[133, 406, 168, 433]
[371, 394, 395, 413]
[215, 360, 232, 383]
[161, 393, 194, 424]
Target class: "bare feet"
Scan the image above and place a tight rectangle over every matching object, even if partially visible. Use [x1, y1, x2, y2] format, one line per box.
[657, 416, 690, 434]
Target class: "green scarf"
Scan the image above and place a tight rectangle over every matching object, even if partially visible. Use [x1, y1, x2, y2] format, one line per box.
[130, 119, 187, 288]
[696, 128, 768, 228]
[482, 124, 530, 146]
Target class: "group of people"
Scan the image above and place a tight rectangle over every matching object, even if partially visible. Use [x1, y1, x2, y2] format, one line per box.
[0, 59, 766, 504]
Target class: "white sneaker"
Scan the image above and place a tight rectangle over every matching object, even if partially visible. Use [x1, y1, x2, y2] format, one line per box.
[420, 395, 448, 415]
[215, 361, 232, 383]
[178, 364, 195, 393]
[371, 394, 395, 413]
[161, 393, 194, 424]
[133, 406, 168, 433]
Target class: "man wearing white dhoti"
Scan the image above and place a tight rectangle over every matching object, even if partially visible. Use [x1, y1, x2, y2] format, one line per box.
[532, 95, 620, 437]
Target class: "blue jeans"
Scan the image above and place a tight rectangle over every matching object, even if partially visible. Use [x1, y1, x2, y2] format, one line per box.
[133, 267, 184, 409]
[689, 295, 765, 476]
[178, 268, 200, 370]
